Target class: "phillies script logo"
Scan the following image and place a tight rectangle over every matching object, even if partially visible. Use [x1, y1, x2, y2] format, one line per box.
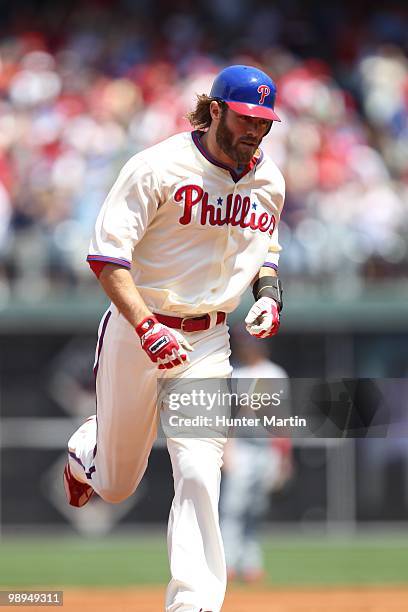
[174, 185, 276, 235]
[257, 84, 270, 105]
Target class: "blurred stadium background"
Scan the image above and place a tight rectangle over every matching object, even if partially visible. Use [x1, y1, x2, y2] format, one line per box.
[0, 0, 407, 610]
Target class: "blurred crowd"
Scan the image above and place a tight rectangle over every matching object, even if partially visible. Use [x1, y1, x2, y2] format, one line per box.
[0, 0, 407, 301]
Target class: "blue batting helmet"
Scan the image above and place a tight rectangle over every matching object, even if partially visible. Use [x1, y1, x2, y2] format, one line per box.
[210, 65, 281, 122]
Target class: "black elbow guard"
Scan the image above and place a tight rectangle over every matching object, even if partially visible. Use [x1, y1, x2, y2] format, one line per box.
[252, 276, 283, 312]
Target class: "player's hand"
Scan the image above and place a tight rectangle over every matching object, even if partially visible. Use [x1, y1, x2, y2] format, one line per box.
[244, 296, 280, 338]
[135, 316, 194, 369]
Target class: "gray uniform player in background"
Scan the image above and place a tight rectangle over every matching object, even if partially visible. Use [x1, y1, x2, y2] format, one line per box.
[220, 327, 293, 582]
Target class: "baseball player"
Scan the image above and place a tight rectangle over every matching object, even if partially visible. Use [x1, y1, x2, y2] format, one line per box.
[63, 65, 285, 612]
[221, 329, 292, 583]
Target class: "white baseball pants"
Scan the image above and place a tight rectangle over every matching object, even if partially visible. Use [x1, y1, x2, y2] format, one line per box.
[67, 305, 232, 612]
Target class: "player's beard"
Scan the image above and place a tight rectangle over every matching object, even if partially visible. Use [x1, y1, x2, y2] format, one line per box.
[215, 113, 260, 165]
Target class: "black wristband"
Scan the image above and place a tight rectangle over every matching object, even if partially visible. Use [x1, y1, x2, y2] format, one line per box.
[252, 276, 283, 312]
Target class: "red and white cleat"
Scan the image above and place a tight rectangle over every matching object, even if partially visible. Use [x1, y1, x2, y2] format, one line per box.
[63, 463, 94, 508]
[241, 568, 266, 584]
[227, 568, 238, 582]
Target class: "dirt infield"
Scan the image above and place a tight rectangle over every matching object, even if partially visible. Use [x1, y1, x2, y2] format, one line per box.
[41, 586, 408, 611]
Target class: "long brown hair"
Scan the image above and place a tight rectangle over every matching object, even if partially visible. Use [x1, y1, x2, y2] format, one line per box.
[186, 95, 227, 130]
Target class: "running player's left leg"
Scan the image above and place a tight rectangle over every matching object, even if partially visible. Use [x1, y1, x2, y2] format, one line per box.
[164, 323, 231, 612]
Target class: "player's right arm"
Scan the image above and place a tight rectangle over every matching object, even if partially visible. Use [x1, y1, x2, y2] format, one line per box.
[98, 264, 152, 328]
[88, 156, 192, 369]
[98, 264, 192, 369]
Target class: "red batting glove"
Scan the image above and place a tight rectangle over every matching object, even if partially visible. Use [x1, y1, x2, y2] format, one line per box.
[244, 297, 280, 338]
[135, 316, 193, 369]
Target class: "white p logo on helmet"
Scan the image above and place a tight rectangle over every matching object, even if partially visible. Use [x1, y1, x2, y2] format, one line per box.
[257, 85, 271, 105]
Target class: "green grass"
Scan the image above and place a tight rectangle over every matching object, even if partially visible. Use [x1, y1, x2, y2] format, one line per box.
[262, 541, 408, 586]
[0, 533, 407, 588]
[0, 535, 169, 587]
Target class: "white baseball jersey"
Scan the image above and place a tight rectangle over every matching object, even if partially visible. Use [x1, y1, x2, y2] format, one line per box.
[87, 130, 285, 316]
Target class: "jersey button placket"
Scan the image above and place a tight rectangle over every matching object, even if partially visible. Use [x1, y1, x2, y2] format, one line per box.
[230, 183, 239, 235]
[221, 184, 239, 280]
[218, 187, 234, 282]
